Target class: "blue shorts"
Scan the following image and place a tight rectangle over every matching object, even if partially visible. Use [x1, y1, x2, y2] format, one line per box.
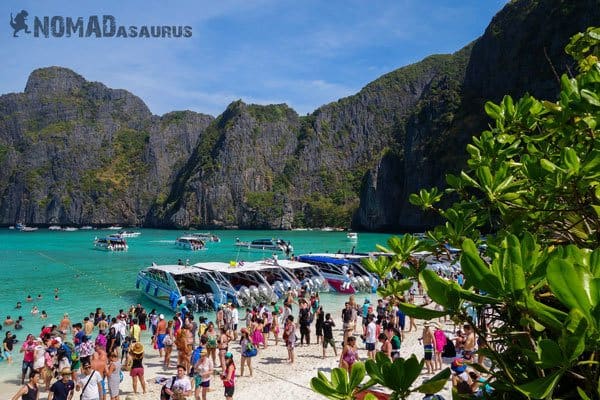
[366, 342, 376, 351]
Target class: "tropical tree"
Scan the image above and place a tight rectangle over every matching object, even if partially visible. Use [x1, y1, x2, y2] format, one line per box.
[311, 27, 600, 399]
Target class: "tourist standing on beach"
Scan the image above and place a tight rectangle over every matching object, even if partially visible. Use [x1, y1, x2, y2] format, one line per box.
[11, 369, 40, 400]
[433, 323, 446, 371]
[378, 332, 392, 360]
[421, 323, 435, 374]
[230, 303, 239, 340]
[105, 352, 121, 400]
[298, 300, 312, 346]
[163, 320, 175, 368]
[156, 314, 167, 357]
[76, 361, 103, 400]
[127, 342, 147, 395]
[194, 349, 213, 400]
[322, 313, 336, 359]
[284, 315, 296, 364]
[218, 326, 230, 370]
[341, 303, 354, 345]
[205, 322, 218, 367]
[339, 336, 359, 373]
[314, 306, 324, 345]
[175, 327, 192, 373]
[164, 364, 193, 400]
[48, 367, 75, 400]
[239, 328, 255, 377]
[365, 315, 377, 360]
[221, 352, 235, 400]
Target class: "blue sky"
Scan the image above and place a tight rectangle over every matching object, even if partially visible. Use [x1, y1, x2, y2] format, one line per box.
[1, 1, 507, 117]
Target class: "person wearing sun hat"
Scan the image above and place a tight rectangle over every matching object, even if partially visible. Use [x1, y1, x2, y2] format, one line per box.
[48, 367, 75, 400]
[127, 342, 146, 395]
[194, 349, 213, 400]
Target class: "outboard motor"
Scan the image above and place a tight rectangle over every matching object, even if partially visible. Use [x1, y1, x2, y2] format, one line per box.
[249, 285, 260, 300]
[237, 286, 252, 307]
[204, 293, 215, 310]
[273, 281, 285, 297]
[258, 284, 270, 301]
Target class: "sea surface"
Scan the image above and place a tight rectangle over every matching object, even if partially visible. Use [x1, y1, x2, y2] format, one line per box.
[0, 228, 397, 378]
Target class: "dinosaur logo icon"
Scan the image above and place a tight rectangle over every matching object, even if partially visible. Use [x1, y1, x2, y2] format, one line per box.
[10, 10, 31, 37]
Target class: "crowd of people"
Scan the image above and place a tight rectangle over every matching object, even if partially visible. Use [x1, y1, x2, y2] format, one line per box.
[7, 278, 492, 400]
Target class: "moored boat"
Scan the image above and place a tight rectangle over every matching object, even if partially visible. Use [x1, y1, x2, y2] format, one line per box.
[234, 238, 293, 254]
[118, 230, 141, 238]
[176, 236, 205, 250]
[136, 263, 227, 312]
[191, 232, 221, 243]
[346, 232, 358, 241]
[15, 222, 38, 232]
[194, 262, 278, 307]
[94, 235, 128, 251]
[296, 253, 380, 293]
[107, 225, 122, 230]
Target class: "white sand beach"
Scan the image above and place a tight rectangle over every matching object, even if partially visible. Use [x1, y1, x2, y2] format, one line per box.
[1, 301, 454, 400]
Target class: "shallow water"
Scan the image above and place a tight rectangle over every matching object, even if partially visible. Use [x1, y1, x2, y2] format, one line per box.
[0, 228, 394, 378]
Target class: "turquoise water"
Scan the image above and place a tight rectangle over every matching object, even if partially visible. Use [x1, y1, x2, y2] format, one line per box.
[0, 228, 394, 378]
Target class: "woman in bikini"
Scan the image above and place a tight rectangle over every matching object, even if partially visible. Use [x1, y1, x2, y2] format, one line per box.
[339, 336, 359, 373]
[205, 322, 218, 367]
[217, 326, 230, 370]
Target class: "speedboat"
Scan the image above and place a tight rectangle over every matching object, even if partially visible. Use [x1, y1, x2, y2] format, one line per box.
[48, 225, 62, 231]
[136, 263, 228, 312]
[80, 226, 94, 230]
[296, 253, 380, 293]
[235, 260, 301, 298]
[118, 230, 141, 238]
[276, 259, 330, 293]
[191, 233, 221, 243]
[94, 235, 128, 251]
[176, 236, 205, 251]
[15, 222, 38, 232]
[234, 238, 293, 253]
[194, 262, 278, 307]
[62, 227, 79, 232]
[107, 225, 122, 230]
[347, 232, 358, 241]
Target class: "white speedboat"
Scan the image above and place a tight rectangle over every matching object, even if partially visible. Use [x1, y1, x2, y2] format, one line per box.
[15, 223, 38, 232]
[191, 232, 221, 242]
[118, 230, 141, 238]
[94, 235, 128, 251]
[346, 232, 358, 241]
[62, 227, 79, 232]
[136, 263, 228, 312]
[107, 225, 122, 230]
[234, 238, 293, 253]
[194, 262, 278, 307]
[176, 236, 205, 250]
[48, 225, 62, 231]
[80, 225, 94, 230]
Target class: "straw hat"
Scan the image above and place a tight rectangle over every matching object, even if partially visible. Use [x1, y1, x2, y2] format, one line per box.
[60, 367, 72, 375]
[130, 342, 144, 354]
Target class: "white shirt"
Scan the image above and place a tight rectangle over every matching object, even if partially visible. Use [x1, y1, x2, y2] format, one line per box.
[170, 375, 192, 395]
[366, 321, 377, 344]
[231, 308, 239, 324]
[78, 370, 102, 400]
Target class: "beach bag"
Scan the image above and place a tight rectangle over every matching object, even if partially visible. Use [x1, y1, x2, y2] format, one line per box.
[442, 337, 456, 358]
[160, 376, 176, 400]
[243, 343, 257, 357]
